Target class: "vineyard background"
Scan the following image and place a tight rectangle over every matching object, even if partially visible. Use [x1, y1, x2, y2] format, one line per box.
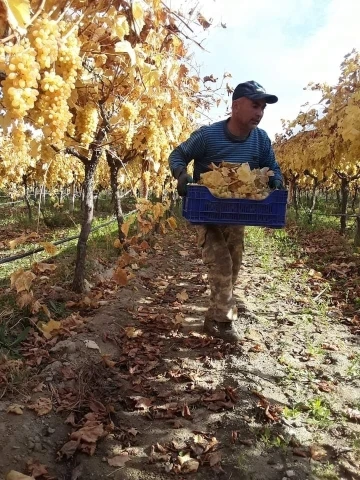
[1, 1, 360, 480]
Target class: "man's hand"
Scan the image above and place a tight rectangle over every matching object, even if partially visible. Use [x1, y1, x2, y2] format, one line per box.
[174, 168, 193, 196]
[269, 178, 284, 190]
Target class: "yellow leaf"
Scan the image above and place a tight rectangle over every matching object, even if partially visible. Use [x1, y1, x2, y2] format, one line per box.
[39, 319, 61, 339]
[115, 40, 136, 66]
[8, 234, 27, 249]
[16, 291, 33, 309]
[167, 216, 177, 230]
[6, 472, 34, 480]
[132, 0, 145, 32]
[0, 0, 31, 34]
[7, 404, 24, 415]
[113, 267, 128, 286]
[121, 220, 132, 238]
[114, 238, 122, 249]
[124, 326, 143, 338]
[40, 242, 58, 255]
[10, 269, 36, 293]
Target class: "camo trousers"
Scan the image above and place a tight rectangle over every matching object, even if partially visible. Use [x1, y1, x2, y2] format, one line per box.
[196, 225, 245, 323]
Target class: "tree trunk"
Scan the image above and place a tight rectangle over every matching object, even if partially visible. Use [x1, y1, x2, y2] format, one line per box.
[22, 175, 32, 221]
[69, 181, 75, 212]
[308, 179, 318, 224]
[107, 153, 126, 243]
[72, 161, 97, 293]
[336, 189, 341, 208]
[351, 185, 358, 212]
[340, 177, 349, 235]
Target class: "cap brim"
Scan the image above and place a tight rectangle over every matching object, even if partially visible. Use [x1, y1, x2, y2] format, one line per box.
[248, 93, 278, 104]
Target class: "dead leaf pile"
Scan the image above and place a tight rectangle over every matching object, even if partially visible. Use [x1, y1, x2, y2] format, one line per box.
[149, 433, 223, 474]
[253, 391, 283, 422]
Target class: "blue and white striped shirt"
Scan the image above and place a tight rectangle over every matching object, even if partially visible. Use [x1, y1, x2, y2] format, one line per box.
[169, 120, 282, 183]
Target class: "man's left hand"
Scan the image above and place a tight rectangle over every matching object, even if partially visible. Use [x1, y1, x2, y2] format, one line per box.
[269, 178, 285, 190]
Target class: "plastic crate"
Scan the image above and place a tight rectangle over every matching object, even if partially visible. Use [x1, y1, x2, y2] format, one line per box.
[182, 185, 288, 228]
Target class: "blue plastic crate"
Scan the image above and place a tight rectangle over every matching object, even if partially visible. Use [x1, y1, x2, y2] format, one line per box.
[182, 185, 288, 228]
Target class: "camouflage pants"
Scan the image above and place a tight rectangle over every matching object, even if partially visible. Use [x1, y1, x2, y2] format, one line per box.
[196, 225, 245, 323]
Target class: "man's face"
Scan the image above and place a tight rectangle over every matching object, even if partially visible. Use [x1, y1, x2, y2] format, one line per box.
[232, 97, 266, 131]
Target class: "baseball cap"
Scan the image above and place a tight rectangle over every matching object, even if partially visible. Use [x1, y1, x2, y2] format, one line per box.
[232, 81, 278, 104]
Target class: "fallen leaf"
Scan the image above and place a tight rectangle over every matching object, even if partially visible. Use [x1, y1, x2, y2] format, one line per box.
[167, 216, 178, 230]
[208, 450, 222, 466]
[40, 242, 58, 255]
[7, 404, 24, 415]
[176, 290, 189, 302]
[293, 447, 309, 458]
[121, 219, 132, 238]
[65, 412, 76, 426]
[58, 440, 80, 459]
[70, 421, 104, 443]
[114, 238, 122, 249]
[113, 267, 128, 286]
[346, 408, 360, 422]
[84, 340, 101, 351]
[26, 459, 48, 478]
[310, 445, 327, 461]
[32, 263, 57, 274]
[6, 472, 34, 480]
[128, 427, 139, 436]
[107, 453, 130, 467]
[124, 326, 143, 338]
[16, 291, 34, 308]
[102, 355, 116, 368]
[181, 458, 199, 473]
[10, 269, 36, 293]
[28, 397, 52, 416]
[39, 319, 61, 339]
[132, 396, 152, 410]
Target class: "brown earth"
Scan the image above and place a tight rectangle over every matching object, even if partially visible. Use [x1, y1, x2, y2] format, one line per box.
[1, 226, 360, 480]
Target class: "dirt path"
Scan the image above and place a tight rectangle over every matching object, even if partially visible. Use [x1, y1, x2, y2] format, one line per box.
[1, 225, 360, 480]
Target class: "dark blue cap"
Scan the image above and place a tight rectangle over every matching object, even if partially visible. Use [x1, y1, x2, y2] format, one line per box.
[232, 81, 278, 104]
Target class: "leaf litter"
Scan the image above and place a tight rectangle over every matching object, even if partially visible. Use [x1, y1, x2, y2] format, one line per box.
[2, 227, 360, 479]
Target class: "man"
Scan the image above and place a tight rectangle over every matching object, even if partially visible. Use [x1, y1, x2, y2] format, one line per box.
[168, 81, 284, 342]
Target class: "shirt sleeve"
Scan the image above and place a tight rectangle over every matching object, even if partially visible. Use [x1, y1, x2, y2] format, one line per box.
[168, 127, 206, 177]
[260, 133, 283, 182]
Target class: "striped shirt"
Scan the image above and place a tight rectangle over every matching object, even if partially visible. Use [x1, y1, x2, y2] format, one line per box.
[169, 119, 282, 183]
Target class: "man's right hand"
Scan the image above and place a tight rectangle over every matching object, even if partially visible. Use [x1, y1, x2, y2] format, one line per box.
[175, 168, 193, 196]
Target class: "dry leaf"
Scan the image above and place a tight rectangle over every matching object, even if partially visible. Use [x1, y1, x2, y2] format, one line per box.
[26, 459, 48, 478]
[102, 355, 116, 368]
[16, 291, 33, 309]
[40, 242, 58, 255]
[39, 319, 61, 339]
[131, 396, 152, 410]
[70, 421, 104, 443]
[32, 263, 57, 274]
[121, 219, 132, 238]
[6, 472, 34, 480]
[113, 267, 128, 286]
[113, 238, 122, 249]
[176, 290, 189, 302]
[181, 458, 199, 473]
[107, 453, 130, 467]
[84, 340, 101, 351]
[28, 397, 52, 416]
[167, 216, 177, 230]
[7, 404, 24, 415]
[346, 408, 360, 422]
[208, 450, 222, 466]
[58, 440, 80, 459]
[124, 326, 143, 338]
[310, 445, 327, 461]
[10, 269, 36, 293]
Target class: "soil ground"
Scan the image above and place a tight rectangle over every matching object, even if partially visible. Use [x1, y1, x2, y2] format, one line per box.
[1, 224, 360, 480]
